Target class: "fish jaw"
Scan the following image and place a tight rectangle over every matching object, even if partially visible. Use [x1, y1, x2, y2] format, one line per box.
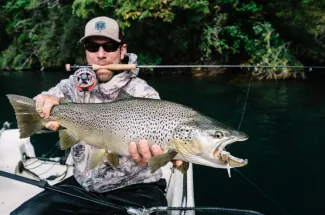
[233, 130, 249, 142]
[175, 131, 249, 169]
[197, 139, 248, 169]
[209, 131, 249, 168]
[217, 150, 248, 168]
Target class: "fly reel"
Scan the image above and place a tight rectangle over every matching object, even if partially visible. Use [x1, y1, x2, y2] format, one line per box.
[72, 67, 97, 91]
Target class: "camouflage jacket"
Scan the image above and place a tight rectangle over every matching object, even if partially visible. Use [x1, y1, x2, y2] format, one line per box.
[42, 53, 162, 192]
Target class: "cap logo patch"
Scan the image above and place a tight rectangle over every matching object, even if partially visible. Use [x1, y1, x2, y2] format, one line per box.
[95, 21, 106, 30]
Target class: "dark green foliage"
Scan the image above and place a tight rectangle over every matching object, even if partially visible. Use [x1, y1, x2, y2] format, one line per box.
[0, 0, 322, 79]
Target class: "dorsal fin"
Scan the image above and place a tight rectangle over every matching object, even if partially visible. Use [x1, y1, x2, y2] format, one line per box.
[115, 89, 134, 101]
[59, 97, 73, 104]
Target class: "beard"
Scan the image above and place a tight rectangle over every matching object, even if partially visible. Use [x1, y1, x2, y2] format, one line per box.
[96, 70, 114, 83]
[95, 58, 122, 83]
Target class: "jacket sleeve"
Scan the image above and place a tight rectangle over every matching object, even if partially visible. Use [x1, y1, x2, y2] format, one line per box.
[125, 77, 160, 99]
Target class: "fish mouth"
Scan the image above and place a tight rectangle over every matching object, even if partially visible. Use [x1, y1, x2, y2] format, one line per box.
[213, 137, 248, 168]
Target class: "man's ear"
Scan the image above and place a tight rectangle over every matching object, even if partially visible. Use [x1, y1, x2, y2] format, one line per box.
[120, 44, 127, 61]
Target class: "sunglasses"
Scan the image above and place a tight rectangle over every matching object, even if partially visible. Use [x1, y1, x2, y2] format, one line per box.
[84, 41, 121, 53]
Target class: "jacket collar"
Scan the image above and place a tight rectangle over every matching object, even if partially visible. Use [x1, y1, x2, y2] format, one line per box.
[95, 53, 139, 95]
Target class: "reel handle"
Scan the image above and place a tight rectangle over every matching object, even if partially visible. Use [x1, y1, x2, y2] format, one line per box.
[65, 64, 137, 72]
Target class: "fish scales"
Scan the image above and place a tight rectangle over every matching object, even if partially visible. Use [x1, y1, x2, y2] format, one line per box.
[6, 93, 249, 174]
[50, 98, 198, 152]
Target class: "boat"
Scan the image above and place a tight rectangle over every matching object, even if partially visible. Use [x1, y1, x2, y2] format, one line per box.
[0, 121, 264, 215]
[0, 121, 194, 214]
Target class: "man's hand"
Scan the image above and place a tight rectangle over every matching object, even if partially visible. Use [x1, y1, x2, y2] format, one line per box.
[129, 139, 183, 167]
[33, 94, 60, 131]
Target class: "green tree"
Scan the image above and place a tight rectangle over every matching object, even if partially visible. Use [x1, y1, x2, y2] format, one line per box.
[0, 0, 310, 80]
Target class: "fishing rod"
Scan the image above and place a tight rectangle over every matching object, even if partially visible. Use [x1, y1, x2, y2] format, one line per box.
[65, 63, 325, 71]
[0, 170, 129, 212]
[0, 170, 264, 215]
[66, 63, 323, 91]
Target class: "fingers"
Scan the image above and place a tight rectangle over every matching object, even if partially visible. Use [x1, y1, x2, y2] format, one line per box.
[35, 101, 44, 116]
[129, 140, 183, 168]
[34, 94, 59, 119]
[139, 139, 152, 163]
[45, 121, 60, 131]
[43, 99, 58, 118]
[129, 139, 157, 166]
[172, 160, 183, 167]
[129, 142, 145, 166]
[34, 94, 60, 131]
[151, 144, 163, 156]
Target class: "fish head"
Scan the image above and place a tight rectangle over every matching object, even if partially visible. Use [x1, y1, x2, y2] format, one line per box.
[173, 116, 248, 169]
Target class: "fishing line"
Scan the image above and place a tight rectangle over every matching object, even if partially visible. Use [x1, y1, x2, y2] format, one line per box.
[25, 158, 52, 170]
[237, 71, 253, 131]
[165, 166, 175, 194]
[23, 158, 41, 168]
[37, 161, 59, 176]
[230, 71, 291, 215]
[21, 160, 40, 171]
[21, 148, 68, 181]
[57, 166, 69, 181]
[23, 147, 58, 168]
[225, 71, 252, 152]
[46, 165, 68, 181]
[233, 168, 291, 215]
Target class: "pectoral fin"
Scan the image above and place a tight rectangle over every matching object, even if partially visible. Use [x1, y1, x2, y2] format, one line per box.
[148, 150, 178, 173]
[107, 153, 119, 168]
[88, 149, 107, 170]
[115, 89, 134, 101]
[176, 161, 189, 174]
[59, 97, 73, 104]
[59, 130, 79, 150]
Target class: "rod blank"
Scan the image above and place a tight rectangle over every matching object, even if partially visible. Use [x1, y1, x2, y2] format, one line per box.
[65, 63, 325, 72]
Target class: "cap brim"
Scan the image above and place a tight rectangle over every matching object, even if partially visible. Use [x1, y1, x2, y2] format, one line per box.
[79, 34, 121, 44]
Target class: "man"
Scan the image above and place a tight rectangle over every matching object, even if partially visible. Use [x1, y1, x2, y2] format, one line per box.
[11, 16, 182, 215]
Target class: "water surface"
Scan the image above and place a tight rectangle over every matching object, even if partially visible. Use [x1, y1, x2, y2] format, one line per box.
[1, 71, 324, 215]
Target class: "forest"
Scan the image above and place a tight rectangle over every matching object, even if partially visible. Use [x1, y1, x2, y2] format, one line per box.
[1, 0, 325, 79]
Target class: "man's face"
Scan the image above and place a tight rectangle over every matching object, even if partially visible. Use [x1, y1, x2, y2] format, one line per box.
[84, 36, 127, 83]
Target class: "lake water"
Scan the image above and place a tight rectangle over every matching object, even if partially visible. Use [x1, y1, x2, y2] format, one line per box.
[1, 70, 324, 215]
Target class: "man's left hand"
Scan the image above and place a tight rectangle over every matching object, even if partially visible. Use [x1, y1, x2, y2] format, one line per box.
[129, 139, 183, 167]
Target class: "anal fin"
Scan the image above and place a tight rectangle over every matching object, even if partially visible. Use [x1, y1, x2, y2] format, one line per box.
[59, 130, 79, 150]
[88, 149, 107, 170]
[107, 153, 119, 168]
[148, 150, 178, 173]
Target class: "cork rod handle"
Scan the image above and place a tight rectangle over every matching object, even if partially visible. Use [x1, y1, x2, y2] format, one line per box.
[92, 64, 137, 71]
[65, 64, 137, 72]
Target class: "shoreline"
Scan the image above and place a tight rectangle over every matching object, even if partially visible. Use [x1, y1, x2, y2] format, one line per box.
[1, 67, 324, 80]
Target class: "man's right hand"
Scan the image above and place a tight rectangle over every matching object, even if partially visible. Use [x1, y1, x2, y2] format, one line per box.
[33, 94, 60, 131]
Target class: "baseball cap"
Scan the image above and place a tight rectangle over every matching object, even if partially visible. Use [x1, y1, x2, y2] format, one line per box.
[79, 16, 122, 44]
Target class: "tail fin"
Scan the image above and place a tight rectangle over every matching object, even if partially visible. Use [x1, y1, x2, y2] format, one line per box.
[6, 94, 44, 138]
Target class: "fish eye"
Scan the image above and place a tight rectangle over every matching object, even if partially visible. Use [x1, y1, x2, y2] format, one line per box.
[213, 131, 223, 139]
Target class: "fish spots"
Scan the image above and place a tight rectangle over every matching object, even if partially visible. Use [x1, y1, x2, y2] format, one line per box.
[53, 98, 199, 151]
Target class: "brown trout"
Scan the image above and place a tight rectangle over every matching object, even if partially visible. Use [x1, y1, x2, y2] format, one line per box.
[7, 91, 248, 174]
